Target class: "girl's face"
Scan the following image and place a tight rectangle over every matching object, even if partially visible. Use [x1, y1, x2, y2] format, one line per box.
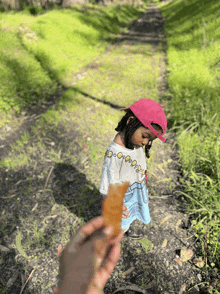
[131, 126, 162, 149]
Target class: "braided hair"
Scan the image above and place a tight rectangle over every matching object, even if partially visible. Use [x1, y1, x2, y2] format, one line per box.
[115, 109, 162, 158]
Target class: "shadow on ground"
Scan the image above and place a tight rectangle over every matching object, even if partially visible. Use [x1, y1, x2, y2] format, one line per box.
[52, 162, 102, 220]
[0, 121, 102, 293]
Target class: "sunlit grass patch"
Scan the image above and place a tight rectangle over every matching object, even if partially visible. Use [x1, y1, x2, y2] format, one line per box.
[0, 30, 57, 113]
[0, 10, 33, 29]
[72, 43, 161, 108]
[162, 0, 220, 50]
[161, 0, 220, 270]
[0, 153, 30, 168]
[0, 3, 147, 122]
[24, 10, 106, 85]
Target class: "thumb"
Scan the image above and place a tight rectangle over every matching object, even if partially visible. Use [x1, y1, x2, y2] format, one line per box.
[93, 226, 114, 270]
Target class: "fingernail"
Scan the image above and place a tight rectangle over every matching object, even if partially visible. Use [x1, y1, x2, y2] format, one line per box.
[103, 226, 113, 236]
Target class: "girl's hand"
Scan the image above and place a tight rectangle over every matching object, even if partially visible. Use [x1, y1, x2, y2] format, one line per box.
[122, 205, 129, 219]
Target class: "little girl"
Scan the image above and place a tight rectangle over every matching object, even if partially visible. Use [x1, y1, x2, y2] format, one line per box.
[99, 99, 167, 240]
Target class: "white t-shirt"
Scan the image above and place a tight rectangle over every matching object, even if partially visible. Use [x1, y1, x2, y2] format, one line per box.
[100, 141, 151, 229]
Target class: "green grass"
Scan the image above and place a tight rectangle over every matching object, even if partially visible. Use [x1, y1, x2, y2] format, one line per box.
[161, 0, 220, 277]
[138, 237, 153, 253]
[0, 2, 169, 292]
[0, 4, 146, 119]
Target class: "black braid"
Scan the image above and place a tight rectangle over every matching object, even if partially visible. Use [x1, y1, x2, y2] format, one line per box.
[145, 141, 152, 158]
[124, 117, 143, 149]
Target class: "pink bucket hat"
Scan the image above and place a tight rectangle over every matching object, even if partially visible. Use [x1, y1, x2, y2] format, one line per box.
[122, 99, 167, 142]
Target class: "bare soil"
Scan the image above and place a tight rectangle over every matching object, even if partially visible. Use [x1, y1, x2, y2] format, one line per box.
[0, 3, 215, 294]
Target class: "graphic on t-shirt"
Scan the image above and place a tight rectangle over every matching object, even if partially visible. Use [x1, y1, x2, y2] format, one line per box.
[105, 149, 146, 176]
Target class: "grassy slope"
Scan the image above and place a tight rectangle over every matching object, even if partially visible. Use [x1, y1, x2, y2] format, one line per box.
[161, 0, 220, 275]
[0, 4, 144, 120]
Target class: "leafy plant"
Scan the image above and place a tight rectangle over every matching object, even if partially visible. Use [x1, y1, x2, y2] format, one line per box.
[15, 231, 29, 259]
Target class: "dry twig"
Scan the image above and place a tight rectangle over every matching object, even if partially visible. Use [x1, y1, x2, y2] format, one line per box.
[20, 269, 35, 294]
[122, 266, 135, 278]
[114, 284, 146, 294]
[44, 166, 54, 189]
[1, 194, 17, 199]
[149, 195, 173, 199]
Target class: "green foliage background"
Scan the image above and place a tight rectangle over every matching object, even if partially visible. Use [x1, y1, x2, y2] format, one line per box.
[161, 0, 220, 272]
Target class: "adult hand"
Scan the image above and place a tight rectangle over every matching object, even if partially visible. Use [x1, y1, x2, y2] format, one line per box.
[122, 205, 129, 219]
[56, 216, 123, 294]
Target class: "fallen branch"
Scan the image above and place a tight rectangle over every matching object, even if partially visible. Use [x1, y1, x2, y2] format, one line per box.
[68, 204, 78, 209]
[149, 195, 173, 199]
[121, 266, 135, 278]
[20, 269, 35, 294]
[1, 194, 17, 199]
[44, 166, 54, 189]
[58, 149, 61, 160]
[82, 156, 89, 165]
[113, 284, 146, 294]
[15, 179, 29, 186]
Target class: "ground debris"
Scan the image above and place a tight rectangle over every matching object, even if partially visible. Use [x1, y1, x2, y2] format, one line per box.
[6, 269, 19, 288]
[121, 266, 135, 278]
[159, 215, 174, 225]
[113, 284, 147, 294]
[178, 284, 186, 294]
[0, 244, 10, 252]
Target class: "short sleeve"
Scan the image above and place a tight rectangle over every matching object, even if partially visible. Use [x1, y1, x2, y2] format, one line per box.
[99, 151, 123, 195]
[100, 167, 123, 195]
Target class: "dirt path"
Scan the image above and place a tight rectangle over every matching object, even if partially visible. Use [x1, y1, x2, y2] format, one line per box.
[0, 3, 208, 294]
[103, 4, 205, 294]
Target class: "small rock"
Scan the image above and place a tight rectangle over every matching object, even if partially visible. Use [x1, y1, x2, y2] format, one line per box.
[0, 244, 10, 252]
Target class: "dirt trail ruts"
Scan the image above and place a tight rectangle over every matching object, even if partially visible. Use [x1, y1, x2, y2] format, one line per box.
[104, 4, 208, 294]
